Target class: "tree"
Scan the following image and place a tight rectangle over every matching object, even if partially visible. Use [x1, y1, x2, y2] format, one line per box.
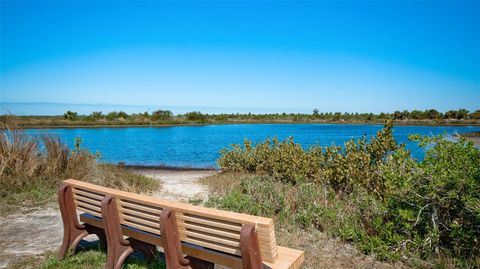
[445, 110, 457, 119]
[457, 109, 469, 119]
[393, 111, 403, 120]
[469, 110, 480, 120]
[425, 109, 441, 119]
[106, 111, 119, 120]
[409, 110, 424, 119]
[185, 111, 207, 122]
[63, 111, 78, 121]
[151, 110, 173, 121]
[89, 111, 103, 120]
[117, 111, 129, 119]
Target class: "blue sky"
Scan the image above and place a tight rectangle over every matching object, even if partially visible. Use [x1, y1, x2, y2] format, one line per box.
[1, 1, 479, 115]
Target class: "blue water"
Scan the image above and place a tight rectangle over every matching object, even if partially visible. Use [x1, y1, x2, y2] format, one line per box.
[27, 124, 480, 169]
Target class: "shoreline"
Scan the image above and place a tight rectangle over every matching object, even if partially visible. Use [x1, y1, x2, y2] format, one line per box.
[18, 120, 480, 129]
[124, 164, 218, 172]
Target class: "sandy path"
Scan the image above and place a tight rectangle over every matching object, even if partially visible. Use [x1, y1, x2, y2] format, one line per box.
[0, 169, 215, 268]
[133, 169, 216, 203]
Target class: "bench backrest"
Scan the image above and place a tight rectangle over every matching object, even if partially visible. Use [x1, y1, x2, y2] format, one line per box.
[64, 179, 278, 263]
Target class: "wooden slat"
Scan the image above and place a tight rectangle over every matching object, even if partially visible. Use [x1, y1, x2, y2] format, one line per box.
[73, 195, 102, 207]
[77, 206, 102, 218]
[120, 213, 159, 229]
[74, 188, 104, 200]
[180, 222, 240, 240]
[183, 237, 240, 256]
[179, 215, 242, 232]
[123, 219, 161, 235]
[75, 201, 101, 212]
[120, 200, 163, 215]
[184, 229, 240, 248]
[120, 208, 159, 222]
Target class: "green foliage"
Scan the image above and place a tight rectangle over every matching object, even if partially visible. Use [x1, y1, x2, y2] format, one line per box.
[151, 110, 173, 121]
[213, 122, 480, 265]
[105, 111, 119, 120]
[35, 249, 165, 269]
[63, 111, 78, 121]
[185, 111, 207, 122]
[381, 135, 480, 261]
[219, 120, 399, 194]
[87, 111, 103, 121]
[7, 107, 480, 127]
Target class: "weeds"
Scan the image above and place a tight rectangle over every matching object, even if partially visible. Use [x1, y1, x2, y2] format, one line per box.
[0, 116, 159, 215]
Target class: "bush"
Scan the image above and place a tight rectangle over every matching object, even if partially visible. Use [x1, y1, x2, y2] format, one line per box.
[151, 110, 173, 121]
[212, 121, 480, 266]
[185, 111, 207, 123]
[219, 120, 399, 194]
[63, 111, 78, 121]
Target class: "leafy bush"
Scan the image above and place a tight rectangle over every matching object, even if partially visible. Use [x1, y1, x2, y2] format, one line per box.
[151, 110, 173, 121]
[219, 120, 399, 194]
[63, 111, 78, 121]
[213, 121, 480, 266]
[185, 111, 207, 123]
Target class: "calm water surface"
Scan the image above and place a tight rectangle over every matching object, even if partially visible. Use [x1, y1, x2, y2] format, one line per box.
[27, 124, 480, 168]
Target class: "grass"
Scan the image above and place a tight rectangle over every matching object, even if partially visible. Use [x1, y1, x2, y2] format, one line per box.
[10, 242, 166, 269]
[0, 117, 160, 215]
[200, 172, 480, 269]
[200, 172, 408, 269]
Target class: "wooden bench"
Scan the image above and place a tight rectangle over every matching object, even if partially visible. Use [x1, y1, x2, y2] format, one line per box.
[58, 179, 304, 269]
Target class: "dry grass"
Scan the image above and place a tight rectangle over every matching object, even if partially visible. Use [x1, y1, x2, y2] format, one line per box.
[0, 116, 159, 215]
[275, 226, 409, 269]
[198, 171, 245, 195]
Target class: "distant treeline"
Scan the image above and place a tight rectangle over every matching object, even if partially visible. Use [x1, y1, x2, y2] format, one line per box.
[3, 108, 480, 127]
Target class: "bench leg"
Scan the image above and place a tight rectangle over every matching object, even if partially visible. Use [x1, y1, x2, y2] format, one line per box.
[186, 256, 214, 269]
[240, 224, 263, 269]
[85, 224, 107, 251]
[129, 237, 157, 262]
[58, 184, 89, 259]
[102, 195, 135, 269]
[160, 208, 192, 269]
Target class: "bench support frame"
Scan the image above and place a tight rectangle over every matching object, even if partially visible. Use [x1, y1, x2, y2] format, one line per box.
[58, 184, 107, 259]
[240, 224, 264, 269]
[160, 208, 192, 269]
[101, 195, 156, 269]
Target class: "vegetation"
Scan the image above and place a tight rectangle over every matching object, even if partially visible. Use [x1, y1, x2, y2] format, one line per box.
[3, 108, 479, 128]
[206, 121, 480, 267]
[0, 117, 159, 215]
[11, 248, 165, 269]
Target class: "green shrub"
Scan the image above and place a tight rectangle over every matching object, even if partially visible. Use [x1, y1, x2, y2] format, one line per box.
[218, 120, 399, 194]
[151, 110, 173, 121]
[63, 111, 78, 121]
[185, 111, 207, 123]
[212, 121, 480, 266]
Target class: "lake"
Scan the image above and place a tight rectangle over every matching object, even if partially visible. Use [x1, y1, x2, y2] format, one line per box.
[27, 124, 480, 169]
